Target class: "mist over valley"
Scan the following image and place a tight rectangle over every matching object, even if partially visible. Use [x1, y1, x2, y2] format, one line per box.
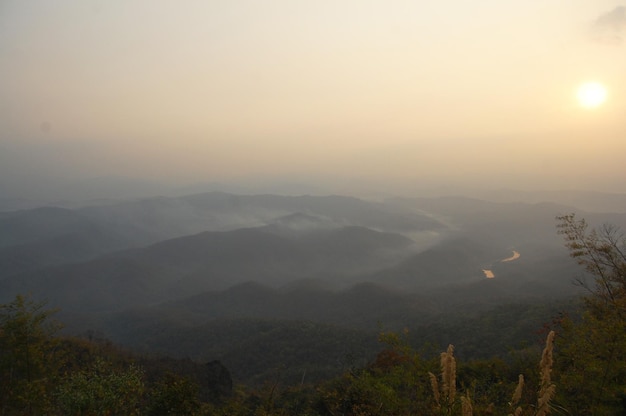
[2, 187, 622, 385]
[2, 2, 626, 411]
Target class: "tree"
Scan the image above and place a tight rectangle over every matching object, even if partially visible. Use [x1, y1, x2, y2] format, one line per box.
[557, 213, 626, 314]
[0, 294, 61, 415]
[318, 330, 438, 415]
[555, 214, 626, 414]
[146, 372, 201, 416]
[55, 357, 145, 416]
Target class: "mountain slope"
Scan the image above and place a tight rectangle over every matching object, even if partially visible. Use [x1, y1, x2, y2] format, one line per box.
[0, 192, 444, 279]
[0, 224, 417, 314]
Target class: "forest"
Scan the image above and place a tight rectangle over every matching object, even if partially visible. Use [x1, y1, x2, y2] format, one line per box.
[4, 1, 626, 413]
[0, 210, 626, 415]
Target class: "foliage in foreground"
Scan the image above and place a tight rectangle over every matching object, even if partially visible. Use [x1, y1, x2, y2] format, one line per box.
[0, 295, 208, 416]
[1, 294, 553, 416]
[554, 214, 626, 415]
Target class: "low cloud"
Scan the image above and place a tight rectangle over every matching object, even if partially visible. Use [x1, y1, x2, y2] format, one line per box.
[591, 6, 626, 45]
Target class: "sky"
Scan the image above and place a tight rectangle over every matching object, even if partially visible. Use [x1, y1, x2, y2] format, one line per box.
[1, 0, 625, 199]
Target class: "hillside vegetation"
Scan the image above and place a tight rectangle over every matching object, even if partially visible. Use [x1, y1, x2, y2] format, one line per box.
[2, 192, 626, 414]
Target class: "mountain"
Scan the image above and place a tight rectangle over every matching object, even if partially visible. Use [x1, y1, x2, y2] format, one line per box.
[0, 190, 606, 386]
[106, 281, 432, 332]
[0, 192, 444, 279]
[0, 224, 417, 315]
[94, 281, 436, 384]
[0, 206, 151, 277]
[107, 315, 382, 386]
[96, 279, 578, 385]
[0, 193, 595, 329]
[79, 192, 443, 238]
[473, 189, 626, 214]
[0, 206, 102, 248]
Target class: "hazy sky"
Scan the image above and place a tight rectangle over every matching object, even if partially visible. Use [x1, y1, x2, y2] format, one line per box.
[1, 1, 625, 196]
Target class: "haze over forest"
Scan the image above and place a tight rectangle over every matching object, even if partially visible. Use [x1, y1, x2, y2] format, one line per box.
[1, 0, 626, 207]
[4, 3, 626, 414]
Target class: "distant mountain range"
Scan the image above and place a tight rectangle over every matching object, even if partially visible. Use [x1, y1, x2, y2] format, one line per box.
[1, 223, 418, 313]
[1, 189, 623, 384]
[0, 192, 439, 278]
[2, 191, 613, 317]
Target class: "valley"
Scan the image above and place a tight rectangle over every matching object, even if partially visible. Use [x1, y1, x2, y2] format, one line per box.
[1, 190, 618, 385]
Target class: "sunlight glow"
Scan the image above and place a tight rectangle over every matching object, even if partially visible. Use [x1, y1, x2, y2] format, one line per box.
[577, 82, 607, 109]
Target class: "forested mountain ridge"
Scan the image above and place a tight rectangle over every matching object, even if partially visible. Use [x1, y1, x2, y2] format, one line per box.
[0, 223, 417, 313]
[0, 192, 441, 279]
[99, 280, 576, 384]
[2, 191, 626, 414]
[0, 191, 600, 337]
[3, 190, 623, 403]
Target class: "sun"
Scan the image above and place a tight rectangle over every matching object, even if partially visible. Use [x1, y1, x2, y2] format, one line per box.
[577, 81, 607, 109]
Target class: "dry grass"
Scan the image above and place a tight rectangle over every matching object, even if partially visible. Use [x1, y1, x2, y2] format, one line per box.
[429, 331, 556, 416]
